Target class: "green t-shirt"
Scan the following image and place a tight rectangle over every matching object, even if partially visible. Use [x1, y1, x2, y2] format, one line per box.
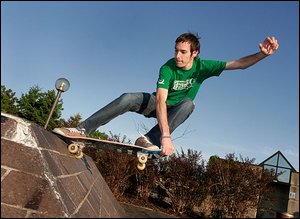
[156, 57, 226, 105]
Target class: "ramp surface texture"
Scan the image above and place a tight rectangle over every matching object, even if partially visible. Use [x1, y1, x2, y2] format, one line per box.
[1, 112, 126, 218]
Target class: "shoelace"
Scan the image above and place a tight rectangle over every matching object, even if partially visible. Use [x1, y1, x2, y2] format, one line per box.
[67, 128, 86, 134]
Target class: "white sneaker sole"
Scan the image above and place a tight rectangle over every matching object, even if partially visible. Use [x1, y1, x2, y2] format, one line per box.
[143, 146, 161, 151]
[53, 128, 67, 136]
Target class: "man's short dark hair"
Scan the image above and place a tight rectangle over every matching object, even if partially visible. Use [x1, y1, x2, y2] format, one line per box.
[176, 32, 201, 55]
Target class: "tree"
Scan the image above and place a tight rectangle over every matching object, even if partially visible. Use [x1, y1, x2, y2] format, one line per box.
[59, 113, 82, 128]
[204, 153, 276, 218]
[1, 85, 18, 115]
[154, 148, 207, 217]
[88, 131, 109, 140]
[17, 85, 63, 130]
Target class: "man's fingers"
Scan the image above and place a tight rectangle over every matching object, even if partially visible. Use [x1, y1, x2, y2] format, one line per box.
[161, 146, 173, 156]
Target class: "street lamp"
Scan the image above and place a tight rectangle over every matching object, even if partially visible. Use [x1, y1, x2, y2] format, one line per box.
[44, 78, 70, 129]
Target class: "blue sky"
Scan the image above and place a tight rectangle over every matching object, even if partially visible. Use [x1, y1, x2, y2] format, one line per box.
[1, 1, 299, 170]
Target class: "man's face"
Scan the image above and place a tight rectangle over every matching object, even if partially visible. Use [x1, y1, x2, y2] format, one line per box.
[175, 42, 198, 70]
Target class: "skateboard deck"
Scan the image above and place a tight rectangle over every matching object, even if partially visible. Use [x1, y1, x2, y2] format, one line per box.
[53, 132, 161, 170]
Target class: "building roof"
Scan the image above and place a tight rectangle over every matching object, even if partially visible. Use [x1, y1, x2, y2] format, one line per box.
[259, 150, 297, 172]
[259, 150, 297, 184]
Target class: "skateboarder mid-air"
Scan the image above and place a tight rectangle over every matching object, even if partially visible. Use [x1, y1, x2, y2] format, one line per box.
[53, 32, 279, 156]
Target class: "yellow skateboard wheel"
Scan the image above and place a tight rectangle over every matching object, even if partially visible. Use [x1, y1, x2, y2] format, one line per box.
[137, 163, 146, 171]
[75, 150, 84, 159]
[138, 154, 148, 164]
[68, 144, 79, 153]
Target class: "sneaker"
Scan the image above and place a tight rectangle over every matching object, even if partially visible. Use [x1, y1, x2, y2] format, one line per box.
[53, 127, 86, 138]
[135, 136, 160, 151]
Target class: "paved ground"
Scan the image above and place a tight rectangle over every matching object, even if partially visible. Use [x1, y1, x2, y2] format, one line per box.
[120, 202, 177, 218]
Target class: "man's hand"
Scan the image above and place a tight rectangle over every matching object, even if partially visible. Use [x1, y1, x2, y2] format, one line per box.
[225, 36, 279, 70]
[161, 137, 174, 156]
[259, 36, 279, 56]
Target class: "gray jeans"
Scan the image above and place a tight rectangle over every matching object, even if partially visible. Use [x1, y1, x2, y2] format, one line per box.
[77, 92, 195, 146]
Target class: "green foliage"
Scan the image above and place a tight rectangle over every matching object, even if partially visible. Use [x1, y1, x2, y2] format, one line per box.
[17, 85, 63, 130]
[1, 85, 18, 115]
[1, 84, 64, 130]
[59, 113, 82, 128]
[88, 131, 109, 140]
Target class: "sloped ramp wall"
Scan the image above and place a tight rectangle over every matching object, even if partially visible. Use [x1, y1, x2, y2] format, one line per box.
[1, 112, 127, 218]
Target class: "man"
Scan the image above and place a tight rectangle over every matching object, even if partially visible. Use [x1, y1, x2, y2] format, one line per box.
[53, 32, 279, 156]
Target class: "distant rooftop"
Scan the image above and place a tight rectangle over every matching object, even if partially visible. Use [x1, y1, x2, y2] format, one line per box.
[259, 150, 297, 184]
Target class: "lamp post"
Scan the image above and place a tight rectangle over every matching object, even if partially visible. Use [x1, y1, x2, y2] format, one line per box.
[44, 78, 70, 129]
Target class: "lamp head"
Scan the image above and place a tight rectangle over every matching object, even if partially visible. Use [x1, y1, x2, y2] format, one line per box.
[55, 78, 70, 92]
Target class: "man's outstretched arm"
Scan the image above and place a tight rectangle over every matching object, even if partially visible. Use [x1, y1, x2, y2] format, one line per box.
[225, 36, 279, 70]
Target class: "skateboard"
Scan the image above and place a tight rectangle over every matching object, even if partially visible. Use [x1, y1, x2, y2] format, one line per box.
[53, 132, 162, 171]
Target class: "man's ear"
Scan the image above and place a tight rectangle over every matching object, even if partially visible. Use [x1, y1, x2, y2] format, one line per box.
[192, 50, 199, 58]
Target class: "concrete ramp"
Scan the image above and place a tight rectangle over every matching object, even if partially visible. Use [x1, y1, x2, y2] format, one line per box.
[1, 112, 127, 218]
